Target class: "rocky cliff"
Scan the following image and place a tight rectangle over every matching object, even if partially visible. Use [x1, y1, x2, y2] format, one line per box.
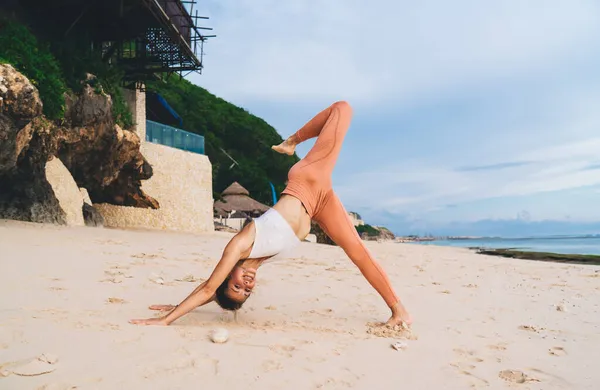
[0, 65, 156, 224]
[359, 225, 395, 241]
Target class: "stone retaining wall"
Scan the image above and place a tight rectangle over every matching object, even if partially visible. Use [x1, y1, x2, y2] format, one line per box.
[122, 86, 146, 141]
[96, 141, 214, 233]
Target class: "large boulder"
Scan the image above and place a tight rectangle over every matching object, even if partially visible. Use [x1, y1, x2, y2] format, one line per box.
[56, 79, 158, 208]
[45, 156, 84, 226]
[0, 64, 42, 175]
[80, 187, 105, 227]
[82, 202, 104, 227]
[0, 64, 157, 225]
[0, 64, 64, 223]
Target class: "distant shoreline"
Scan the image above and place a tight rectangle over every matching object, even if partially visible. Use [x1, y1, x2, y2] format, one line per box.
[404, 234, 600, 257]
[405, 234, 600, 241]
[471, 247, 600, 266]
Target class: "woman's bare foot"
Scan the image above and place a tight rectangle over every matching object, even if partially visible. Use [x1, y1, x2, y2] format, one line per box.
[385, 301, 413, 327]
[271, 139, 296, 156]
[385, 314, 413, 328]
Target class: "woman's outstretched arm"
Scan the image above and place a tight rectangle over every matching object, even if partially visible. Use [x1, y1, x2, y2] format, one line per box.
[145, 279, 210, 312]
[129, 223, 256, 326]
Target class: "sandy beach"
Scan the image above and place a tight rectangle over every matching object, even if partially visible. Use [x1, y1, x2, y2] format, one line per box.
[1, 220, 599, 389]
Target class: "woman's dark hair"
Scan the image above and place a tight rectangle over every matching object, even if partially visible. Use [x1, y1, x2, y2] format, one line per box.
[214, 277, 244, 311]
[242, 217, 253, 228]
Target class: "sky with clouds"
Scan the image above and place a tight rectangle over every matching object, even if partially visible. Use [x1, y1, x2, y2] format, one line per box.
[188, 0, 600, 236]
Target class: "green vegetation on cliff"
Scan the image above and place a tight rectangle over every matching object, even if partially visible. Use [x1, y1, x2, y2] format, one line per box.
[356, 223, 381, 237]
[1, 15, 299, 206]
[0, 17, 132, 128]
[475, 248, 600, 266]
[1, 16, 398, 238]
[146, 77, 300, 205]
[0, 18, 67, 120]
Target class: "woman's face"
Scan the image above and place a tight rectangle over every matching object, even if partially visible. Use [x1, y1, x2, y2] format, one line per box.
[226, 266, 257, 303]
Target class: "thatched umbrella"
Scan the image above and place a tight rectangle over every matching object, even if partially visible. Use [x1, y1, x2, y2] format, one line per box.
[214, 182, 270, 216]
[213, 208, 228, 218]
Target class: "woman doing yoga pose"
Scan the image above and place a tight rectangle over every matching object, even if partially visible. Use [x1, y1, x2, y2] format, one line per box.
[129, 101, 412, 327]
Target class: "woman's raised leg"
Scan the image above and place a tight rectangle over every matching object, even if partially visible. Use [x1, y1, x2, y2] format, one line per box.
[273, 101, 353, 178]
[313, 190, 412, 325]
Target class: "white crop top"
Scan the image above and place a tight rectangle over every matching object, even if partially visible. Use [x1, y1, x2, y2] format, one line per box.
[248, 208, 301, 259]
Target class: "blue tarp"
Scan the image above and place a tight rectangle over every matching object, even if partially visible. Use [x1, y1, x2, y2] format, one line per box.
[147, 92, 184, 128]
[155, 93, 183, 127]
[269, 182, 278, 205]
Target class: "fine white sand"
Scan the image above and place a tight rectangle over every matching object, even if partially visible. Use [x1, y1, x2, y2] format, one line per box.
[1, 220, 599, 389]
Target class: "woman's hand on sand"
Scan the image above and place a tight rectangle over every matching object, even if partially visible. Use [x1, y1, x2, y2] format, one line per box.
[129, 305, 175, 325]
[129, 317, 168, 326]
[148, 304, 176, 311]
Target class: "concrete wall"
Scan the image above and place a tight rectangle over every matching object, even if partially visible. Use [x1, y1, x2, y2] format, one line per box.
[96, 141, 214, 233]
[122, 85, 146, 141]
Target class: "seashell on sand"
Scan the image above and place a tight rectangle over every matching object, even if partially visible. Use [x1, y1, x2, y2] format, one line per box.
[391, 341, 407, 351]
[148, 274, 165, 285]
[210, 328, 229, 343]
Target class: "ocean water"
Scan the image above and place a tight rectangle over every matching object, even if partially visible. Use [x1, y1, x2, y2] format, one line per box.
[411, 236, 600, 255]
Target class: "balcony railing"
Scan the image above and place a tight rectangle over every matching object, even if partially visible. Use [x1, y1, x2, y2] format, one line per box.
[146, 120, 205, 154]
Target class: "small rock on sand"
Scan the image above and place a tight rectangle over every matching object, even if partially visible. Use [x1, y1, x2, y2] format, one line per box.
[210, 328, 229, 343]
[391, 341, 408, 351]
[148, 274, 165, 285]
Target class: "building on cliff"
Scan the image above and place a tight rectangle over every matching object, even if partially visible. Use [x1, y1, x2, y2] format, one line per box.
[348, 211, 365, 226]
[0, 0, 218, 234]
[90, 0, 217, 234]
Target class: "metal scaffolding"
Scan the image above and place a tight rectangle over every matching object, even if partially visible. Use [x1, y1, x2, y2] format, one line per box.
[9, 0, 216, 82]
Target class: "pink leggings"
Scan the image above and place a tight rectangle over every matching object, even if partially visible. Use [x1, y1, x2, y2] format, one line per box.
[282, 101, 400, 308]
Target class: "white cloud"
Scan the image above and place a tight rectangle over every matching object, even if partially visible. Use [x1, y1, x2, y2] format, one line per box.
[193, 0, 600, 106]
[329, 70, 600, 216]
[335, 130, 600, 216]
[520, 138, 600, 163]
[188, 0, 600, 227]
